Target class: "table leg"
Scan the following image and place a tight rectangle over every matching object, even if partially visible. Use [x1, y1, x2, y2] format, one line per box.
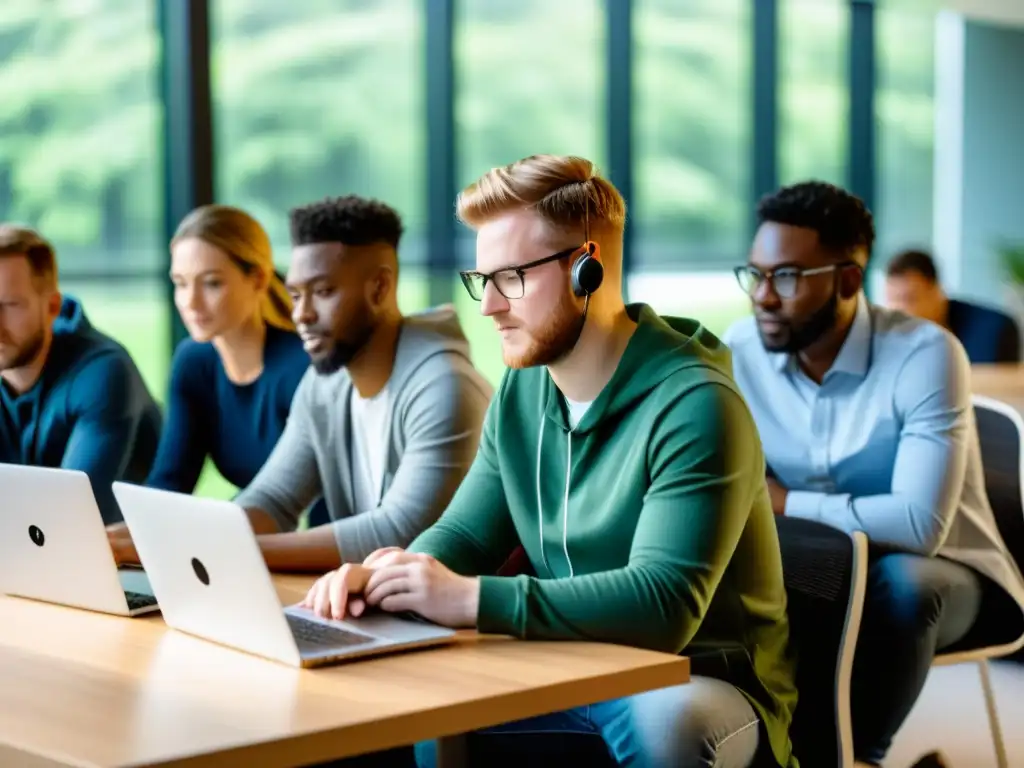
[435, 734, 468, 768]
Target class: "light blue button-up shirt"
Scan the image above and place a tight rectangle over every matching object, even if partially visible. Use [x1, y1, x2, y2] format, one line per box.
[723, 296, 1024, 612]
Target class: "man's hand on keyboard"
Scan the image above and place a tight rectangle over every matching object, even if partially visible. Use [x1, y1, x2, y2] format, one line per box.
[362, 549, 479, 628]
[302, 549, 480, 628]
[301, 563, 375, 621]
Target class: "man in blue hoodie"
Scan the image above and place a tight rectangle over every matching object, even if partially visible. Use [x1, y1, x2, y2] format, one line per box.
[0, 225, 162, 524]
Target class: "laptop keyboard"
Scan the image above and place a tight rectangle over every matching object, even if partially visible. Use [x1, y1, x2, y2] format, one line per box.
[286, 613, 375, 649]
[125, 590, 157, 611]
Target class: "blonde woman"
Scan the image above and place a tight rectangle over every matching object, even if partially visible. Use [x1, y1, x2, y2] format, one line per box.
[143, 204, 315, 502]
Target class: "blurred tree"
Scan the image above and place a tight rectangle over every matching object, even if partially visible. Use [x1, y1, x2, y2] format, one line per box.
[212, 0, 424, 255]
[0, 0, 160, 269]
[634, 0, 750, 268]
[0, 0, 938, 274]
[779, 0, 848, 188]
[455, 0, 605, 189]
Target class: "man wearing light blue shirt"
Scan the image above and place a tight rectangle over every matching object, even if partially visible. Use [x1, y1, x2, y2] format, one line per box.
[724, 181, 1024, 768]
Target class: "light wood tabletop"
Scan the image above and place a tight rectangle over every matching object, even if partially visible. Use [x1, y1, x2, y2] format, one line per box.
[0, 574, 690, 768]
[972, 364, 1024, 413]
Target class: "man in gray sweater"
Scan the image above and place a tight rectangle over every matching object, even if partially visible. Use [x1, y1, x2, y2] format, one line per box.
[235, 195, 492, 571]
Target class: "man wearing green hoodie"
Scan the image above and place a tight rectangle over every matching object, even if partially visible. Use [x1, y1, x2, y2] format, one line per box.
[301, 155, 798, 767]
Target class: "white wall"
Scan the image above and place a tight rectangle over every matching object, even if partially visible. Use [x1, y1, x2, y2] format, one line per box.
[932, 12, 1024, 313]
[938, 0, 1024, 27]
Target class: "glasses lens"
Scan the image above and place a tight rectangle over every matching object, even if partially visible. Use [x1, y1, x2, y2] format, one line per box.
[735, 267, 759, 295]
[493, 270, 524, 300]
[772, 271, 798, 299]
[460, 272, 485, 301]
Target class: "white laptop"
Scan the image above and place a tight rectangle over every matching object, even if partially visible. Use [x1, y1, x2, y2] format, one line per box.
[0, 465, 159, 616]
[112, 482, 457, 668]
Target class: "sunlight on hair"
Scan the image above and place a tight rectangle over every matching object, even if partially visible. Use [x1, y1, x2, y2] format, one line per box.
[457, 154, 626, 235]
[173, 205, 295, 332]
[0, 224, 58, 288]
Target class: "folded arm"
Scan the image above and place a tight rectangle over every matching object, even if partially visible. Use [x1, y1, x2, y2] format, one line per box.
[784, 333, 971, 555]
[472, 382, 762, 653]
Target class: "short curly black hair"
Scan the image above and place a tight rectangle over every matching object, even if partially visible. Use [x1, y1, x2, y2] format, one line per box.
[288, 195, 404, 249]
[756, 181, 875, 261]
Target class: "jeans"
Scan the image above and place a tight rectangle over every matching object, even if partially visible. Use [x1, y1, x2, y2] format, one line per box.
[414, 676, 760, 768]
[851, 551, 983, 765]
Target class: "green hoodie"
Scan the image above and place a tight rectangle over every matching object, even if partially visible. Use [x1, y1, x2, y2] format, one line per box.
[409, 304, 798, 767]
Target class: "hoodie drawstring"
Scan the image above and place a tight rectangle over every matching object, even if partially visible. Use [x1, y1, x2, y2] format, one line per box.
[536, 412, 550, 576]
[536, 387, 575, 579]
[563, 429, 574, 578]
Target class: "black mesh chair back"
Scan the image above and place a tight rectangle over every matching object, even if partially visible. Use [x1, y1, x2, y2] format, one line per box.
[973, 397, 1024, 574]
[775, 516, 868, 768]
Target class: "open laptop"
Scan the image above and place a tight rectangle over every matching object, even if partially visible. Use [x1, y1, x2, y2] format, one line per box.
[0, 465, 159, 617]
[112, 482, 457, 668]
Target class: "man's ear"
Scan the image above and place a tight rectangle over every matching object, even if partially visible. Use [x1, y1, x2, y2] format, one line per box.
[375, 265, 397, 307]
[46, 290, 62, 320]
[363, 268, 386, 311]
[839, 263, 865, 300]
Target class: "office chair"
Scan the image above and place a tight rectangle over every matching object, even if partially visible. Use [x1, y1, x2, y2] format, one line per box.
[929, 395, 1024, 768]
[476, 518, 869, 768]
[775, 516, 869, 768]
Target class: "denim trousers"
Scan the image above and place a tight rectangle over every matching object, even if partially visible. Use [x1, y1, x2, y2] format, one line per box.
[851, 550, 984, 765]
[414, 675, 761, 768]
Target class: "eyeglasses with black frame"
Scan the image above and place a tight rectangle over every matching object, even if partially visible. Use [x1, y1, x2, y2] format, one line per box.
[733, 263, 847, 300]
[460, 245, 581, 301]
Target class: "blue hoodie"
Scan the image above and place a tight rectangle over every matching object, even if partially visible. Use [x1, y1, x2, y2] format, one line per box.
[0, 296, 162, 523]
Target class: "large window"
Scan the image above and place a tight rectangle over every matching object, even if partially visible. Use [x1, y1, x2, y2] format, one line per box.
[633, 0, 751, 273]
[453, 0, 605, 385]
[779, 0, 849, 187]
[211, 0, 427, 306]
[207, 0, 426, 497]
[628, 0, 751, 334]
[0, 1, 167, 393]
[874, 5, 935, 270]
[0, 0, 953, 468]
[454, 0, 605, 189]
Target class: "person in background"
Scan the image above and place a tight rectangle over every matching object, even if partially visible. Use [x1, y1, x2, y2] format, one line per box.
[111, 195, 492, 573]
[0, 225, 161, 524]
[302, 155, 799, 768]
[108, 204, 327, 554]
[884, 248, 1021, 364]
[724, 182, 1024, 768]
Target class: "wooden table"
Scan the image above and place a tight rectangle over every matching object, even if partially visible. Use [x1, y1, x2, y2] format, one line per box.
[972, 364, 1024, 413]
[0, 574, 690, 767]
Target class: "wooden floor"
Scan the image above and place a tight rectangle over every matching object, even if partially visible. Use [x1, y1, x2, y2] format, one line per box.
[887, 659, 1024, 768]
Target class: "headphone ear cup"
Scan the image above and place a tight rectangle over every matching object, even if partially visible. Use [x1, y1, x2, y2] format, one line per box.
[572, 255, 604, 297]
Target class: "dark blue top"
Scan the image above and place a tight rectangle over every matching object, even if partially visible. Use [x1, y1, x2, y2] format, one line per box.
[948, 298, 1021, 364]
[145, 325, 316, 500]
[0, 296, 162, 524]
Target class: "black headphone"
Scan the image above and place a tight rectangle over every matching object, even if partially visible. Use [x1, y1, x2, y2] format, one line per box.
[571, 241, 604, 297]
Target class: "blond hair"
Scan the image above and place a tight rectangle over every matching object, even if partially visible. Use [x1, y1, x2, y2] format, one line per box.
[172, 205, 294, 332]
[456, 154, 627, 236]
[0, 224, 57, 289]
